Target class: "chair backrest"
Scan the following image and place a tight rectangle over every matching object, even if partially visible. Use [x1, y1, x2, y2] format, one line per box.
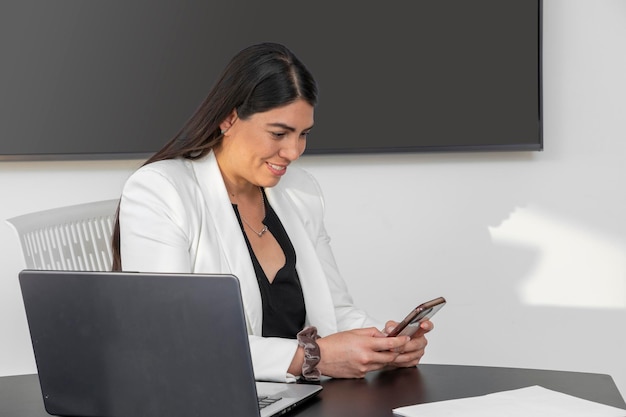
[6, 199, 119, 271]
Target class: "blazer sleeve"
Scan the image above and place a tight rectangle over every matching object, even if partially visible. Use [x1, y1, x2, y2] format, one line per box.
[119, 161, 212, 273]
[316, 223, 384, 331]
[282, 168, 385, 332]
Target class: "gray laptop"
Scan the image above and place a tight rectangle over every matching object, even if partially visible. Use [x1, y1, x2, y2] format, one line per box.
[19, 270, 322, 417]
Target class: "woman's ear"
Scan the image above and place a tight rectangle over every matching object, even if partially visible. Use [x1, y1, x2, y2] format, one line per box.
[219, 110, 238, 135]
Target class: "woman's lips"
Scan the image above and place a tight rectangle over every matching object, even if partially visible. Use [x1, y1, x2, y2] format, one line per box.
[267, 162, 287, 176]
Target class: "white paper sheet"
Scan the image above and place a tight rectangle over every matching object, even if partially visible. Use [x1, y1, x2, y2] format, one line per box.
[393, 385, 626, 417]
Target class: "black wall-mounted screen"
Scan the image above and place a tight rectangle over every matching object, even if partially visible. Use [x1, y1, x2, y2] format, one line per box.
[0, 1, 542, 160]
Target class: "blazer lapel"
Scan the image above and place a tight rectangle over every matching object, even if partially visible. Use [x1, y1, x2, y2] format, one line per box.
[266, 186, 338, 337]
[191, 153, 263, 335]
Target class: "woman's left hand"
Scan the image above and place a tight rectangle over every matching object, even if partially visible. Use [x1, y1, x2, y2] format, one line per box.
[381, 319, 434, 368]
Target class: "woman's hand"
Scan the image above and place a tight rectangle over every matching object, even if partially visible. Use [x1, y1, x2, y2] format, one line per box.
[314, 327, 411, 378]
[382, 319, 434, 368]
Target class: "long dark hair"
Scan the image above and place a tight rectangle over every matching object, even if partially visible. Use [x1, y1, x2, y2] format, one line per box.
[111, 42, 318, 270]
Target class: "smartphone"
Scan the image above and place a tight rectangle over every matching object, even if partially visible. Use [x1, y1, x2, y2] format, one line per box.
[386, 296, 446, 337]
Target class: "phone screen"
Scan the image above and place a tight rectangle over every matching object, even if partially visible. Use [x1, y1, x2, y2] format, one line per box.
[386, 297, 446, 337]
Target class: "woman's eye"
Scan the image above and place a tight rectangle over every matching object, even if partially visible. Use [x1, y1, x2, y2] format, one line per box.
[271, 131, 286, 138]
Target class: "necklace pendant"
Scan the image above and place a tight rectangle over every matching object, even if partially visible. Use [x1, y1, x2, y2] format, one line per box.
[257, 225, 269, 237]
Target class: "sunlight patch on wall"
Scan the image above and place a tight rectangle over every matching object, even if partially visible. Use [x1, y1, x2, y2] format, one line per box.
[489, 206, 626, 309]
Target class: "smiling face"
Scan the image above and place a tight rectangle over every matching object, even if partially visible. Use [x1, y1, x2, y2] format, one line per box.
[214, 99, 314, 193]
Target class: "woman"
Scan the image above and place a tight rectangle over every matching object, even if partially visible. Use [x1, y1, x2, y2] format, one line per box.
[112, 42, 433, 382]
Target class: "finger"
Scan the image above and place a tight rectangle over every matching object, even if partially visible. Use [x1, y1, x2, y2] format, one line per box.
[354, 327, 387, 338]
[392, 340, 427, 365]
[411, 320, 434, 338]
[393, 351, 424, 368]
[405, 335, 428, 352]
[372, 350, 405, 367]
[371, 335, 410, 352]
[383, 320, 399, 335]
[420, 320, 434, 332]
[394, 333, 427, 354]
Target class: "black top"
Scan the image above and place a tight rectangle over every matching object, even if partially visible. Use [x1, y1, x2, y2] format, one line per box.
[232, 191, 306, 338]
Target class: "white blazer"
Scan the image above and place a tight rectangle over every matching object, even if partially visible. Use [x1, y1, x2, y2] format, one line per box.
[119, 151, 381, 382]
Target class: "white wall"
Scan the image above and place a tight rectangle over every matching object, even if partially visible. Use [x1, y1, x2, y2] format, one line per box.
[1, 0, 625, 397]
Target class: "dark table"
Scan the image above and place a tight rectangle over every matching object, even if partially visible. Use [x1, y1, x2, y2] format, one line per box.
[1, 364, 624, 417]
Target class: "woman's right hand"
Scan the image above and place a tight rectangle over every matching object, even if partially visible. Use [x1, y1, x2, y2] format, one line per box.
[315, 328, 411, 378]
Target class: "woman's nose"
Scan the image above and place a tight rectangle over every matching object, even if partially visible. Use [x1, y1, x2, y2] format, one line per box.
[279, 137, 305, 161]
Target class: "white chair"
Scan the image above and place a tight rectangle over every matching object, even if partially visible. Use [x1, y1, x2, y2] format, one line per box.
[6, 199, 119, 271]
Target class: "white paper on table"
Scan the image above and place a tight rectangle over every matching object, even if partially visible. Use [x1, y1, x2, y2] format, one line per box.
[392, 385, 626, 417]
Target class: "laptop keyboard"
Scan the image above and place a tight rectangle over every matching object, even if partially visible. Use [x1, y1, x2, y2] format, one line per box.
[258, 395, 282, 409]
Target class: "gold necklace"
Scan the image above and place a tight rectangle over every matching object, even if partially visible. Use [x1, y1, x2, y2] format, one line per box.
[239, 187, 268, 238]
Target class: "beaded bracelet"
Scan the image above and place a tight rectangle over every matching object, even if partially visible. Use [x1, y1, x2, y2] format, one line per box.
[296, 326, 321, 381]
